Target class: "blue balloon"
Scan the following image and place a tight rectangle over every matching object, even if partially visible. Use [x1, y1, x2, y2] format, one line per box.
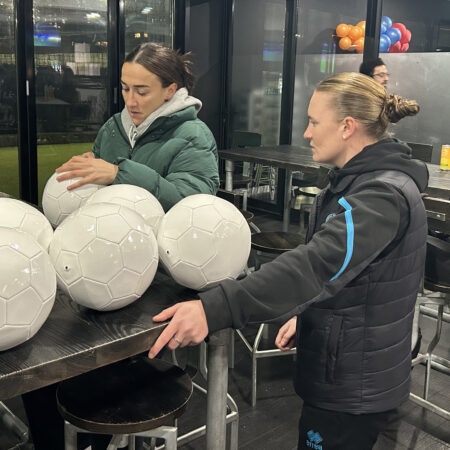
[381, 24, 387, 34]
[379, 34, 391, 52]
[387, 27, 401, 44]
[381, 15, 392, 29]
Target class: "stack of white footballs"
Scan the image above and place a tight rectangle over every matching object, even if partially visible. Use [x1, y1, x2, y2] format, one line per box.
[0, 171, 251, 352]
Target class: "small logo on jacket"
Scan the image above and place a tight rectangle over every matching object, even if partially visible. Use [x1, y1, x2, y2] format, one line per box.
[325, 213, 336, 223]
[306, 430, 323, 449]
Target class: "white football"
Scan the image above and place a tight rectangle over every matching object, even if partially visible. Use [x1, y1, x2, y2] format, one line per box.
[0, 227, 56, 351]
[42, 172, 103, 228]
[49, 202, 158, 311]
[0, 198, 53, 251]
[85, 184, 164, 236]
[158, 194, 251, 290]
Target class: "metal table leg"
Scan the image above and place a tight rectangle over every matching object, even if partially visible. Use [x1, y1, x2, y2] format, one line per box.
[283, 169, 293, 232]
[225, 160, 234, 192]
[206, 329, 230, 450]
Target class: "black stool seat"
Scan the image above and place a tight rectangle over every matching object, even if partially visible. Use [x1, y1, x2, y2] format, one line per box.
[241, 209, 254, 223]
[56, 356, 192, 435]
[297, 186, 321, 197]
[424, 279, 450, 294]
[251, 231, 304, 254]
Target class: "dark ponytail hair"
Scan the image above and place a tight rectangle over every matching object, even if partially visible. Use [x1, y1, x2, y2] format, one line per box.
[124, 42, 196, 93]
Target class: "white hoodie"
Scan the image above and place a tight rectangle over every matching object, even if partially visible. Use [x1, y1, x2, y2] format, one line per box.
[120, 87, 202, 149]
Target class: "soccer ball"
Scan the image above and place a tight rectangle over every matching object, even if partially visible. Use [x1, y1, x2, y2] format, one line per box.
[158, 194, 251, 290]
[0, 198, 53, 252]
[0, 227, 56, 351]
[85, 184, 165, 236]
[49, 202, 159, 311]
[42, 172, 103, 228]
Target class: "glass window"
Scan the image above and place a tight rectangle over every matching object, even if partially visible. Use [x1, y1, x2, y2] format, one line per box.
[381, 0, 450, 164]
[0, 1, 19, 197]
[230, 0, 286, 204]
[292, 0, 367, 147]
[34, 0, 109, 203]
[124, 0, 174, 55]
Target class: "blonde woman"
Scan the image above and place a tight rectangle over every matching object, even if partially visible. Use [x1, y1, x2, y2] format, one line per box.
[150, 72, 426, 449]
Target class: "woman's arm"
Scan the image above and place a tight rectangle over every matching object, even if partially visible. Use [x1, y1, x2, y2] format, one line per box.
[113, 138, 219, 211]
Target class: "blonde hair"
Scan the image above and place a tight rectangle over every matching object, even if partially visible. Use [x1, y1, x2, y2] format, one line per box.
[315, 72, 419, 139]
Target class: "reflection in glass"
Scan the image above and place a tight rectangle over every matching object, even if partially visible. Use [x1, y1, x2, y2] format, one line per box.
[381, 0, 450, 163]
[0, 1, 19, 197]
[33, 0, 109, 203]
[230, 0, 286, 203]
[292, 0, 366, 147]
[124, 0, 173, 55]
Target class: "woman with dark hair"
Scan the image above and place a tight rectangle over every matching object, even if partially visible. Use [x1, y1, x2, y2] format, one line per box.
[22, 43, 218, 450]
[55, 42, 219, 211]
[149, 72, 427, 449]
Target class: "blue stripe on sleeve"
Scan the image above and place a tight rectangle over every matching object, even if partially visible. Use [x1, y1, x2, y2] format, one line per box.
[330, 197, 354, 281]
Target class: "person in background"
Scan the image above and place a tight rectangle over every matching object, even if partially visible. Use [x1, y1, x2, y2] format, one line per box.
[54, 66, 79, 104]
[149, 72, 427, 450]
[22, 42, 219, 450]
[54, 42, 219, 212]
[359, 57, 389, 88]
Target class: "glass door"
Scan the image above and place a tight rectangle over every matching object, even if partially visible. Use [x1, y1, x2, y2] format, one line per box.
[230, 0, 286, 204]
[34, 0, 109, 203]
[0, 1, 19, 197]
[124, 0, 174, 55]
[292, 0, 367, 147]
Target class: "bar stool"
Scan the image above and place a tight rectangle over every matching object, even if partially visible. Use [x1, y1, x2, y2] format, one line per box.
[56, 356, 193, 450]
[237, 232, 304, 406]
[294, 186, 321, 233]
[410, 236, 450, 421]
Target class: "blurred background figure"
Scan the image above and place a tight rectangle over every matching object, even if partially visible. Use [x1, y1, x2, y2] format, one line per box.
[359, 57, 389, 88]
[54, 66, 79, 104]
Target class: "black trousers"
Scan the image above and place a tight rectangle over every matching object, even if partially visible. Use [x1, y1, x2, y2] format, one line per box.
[297, 403, 398, 450]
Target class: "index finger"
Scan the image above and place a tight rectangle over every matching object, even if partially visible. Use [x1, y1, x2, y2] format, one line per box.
[149, 320, 178, 358]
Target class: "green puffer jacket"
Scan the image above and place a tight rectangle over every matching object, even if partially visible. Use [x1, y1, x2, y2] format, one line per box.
[92, 106, 219, 211]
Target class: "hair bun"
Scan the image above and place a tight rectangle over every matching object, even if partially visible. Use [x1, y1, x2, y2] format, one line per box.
[385, 94, 420, 123]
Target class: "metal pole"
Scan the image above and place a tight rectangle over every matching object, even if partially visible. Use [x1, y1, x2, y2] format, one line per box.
[206, 329, 230, 450]
[283, 169, 293, 231]
[225, 160, 234, 191]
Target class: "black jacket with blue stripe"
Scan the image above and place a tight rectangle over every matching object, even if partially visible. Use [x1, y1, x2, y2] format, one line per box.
[200, 138, 428, 413]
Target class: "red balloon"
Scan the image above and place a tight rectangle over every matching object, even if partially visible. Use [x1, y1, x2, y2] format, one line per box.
[392, 23, 407, 36]
[389, 41, 402, 53]
[400, 29, 411, 44]
[401, 43, 409, 52]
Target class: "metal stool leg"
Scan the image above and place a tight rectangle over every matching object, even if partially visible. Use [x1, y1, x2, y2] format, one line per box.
[229, 330, 235, 369]
[106, 435, 126, 450]
[409, 292, 450, 421]
[128, 434, 136, 450]
[423, 303, 444, 400]
[138, 426, 177, 450]
[64, 421, 79, 450]
[251, 324, 265, 407]
[0, 402, 29, 445]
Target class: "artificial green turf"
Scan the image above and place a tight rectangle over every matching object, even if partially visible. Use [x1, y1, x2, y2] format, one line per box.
[0, 143, 93, 204]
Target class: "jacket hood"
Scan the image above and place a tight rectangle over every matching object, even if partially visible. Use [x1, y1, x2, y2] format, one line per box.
[328, 138, 429, 193]
[121, 87, 202, 148]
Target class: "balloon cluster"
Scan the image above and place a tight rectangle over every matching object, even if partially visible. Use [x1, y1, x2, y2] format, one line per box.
[379, 16, 411, 53]
[335, 16, 411, 53]
[336, 21, 366, 53]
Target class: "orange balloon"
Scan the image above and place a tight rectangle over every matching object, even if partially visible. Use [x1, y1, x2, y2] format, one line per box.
[348, 26, 363, 41]
[336, 23, 350, 37]
[339, 37, 352, 51]
[356, 21, 366, 32]
[354, 37, 365, 53]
